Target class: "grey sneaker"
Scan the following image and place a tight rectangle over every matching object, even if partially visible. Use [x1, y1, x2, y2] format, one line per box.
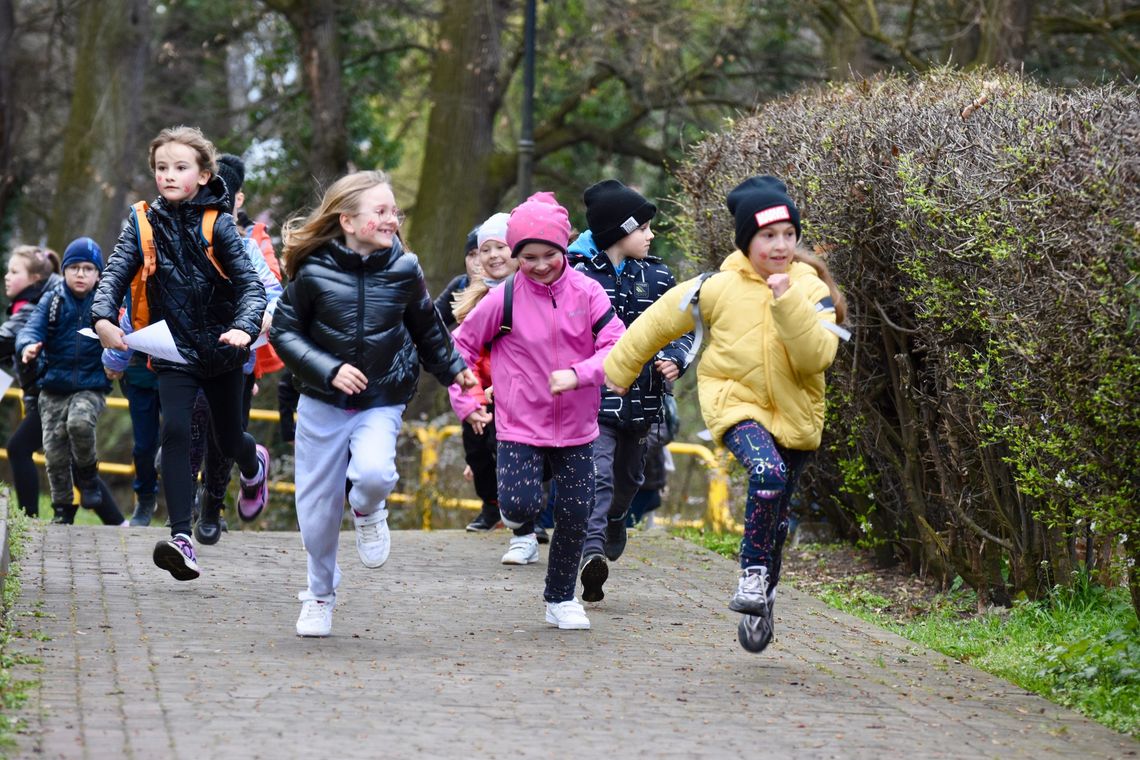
[728, 565, 770, 615]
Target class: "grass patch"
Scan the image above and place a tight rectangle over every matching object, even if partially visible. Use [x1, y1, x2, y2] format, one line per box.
[675, 527, 1139, 737]
[1, 488, 38, 756]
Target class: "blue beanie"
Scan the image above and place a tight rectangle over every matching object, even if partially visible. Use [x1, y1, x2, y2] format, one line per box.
[62, 237, 104, 273]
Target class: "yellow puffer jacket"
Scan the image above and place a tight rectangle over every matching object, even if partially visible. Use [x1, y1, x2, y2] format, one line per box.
[604, 251, 839, 450]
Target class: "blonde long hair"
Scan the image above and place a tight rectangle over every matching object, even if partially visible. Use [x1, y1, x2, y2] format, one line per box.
[452, 279, 490, 324]
[793, 248, 847, 324]
[281, 171, 392, 279]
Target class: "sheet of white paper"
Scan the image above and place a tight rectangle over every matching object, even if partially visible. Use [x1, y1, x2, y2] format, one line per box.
[78, 327, 98, 340]
[125, 320, 188, 364]
[251, 331, 269, 350]
[0, 368, 14, 397]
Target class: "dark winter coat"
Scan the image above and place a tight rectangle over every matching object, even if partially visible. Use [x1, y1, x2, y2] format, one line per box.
[15, 283, 110, 395]
[571, 235, 693, 431]
[434, 273, 469, 330]
[270, 237, 466, 410]
[0, 273, 62, 393]
[91, 178, 267, 377]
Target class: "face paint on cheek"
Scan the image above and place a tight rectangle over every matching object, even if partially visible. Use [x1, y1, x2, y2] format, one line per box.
[363, 221, 378, 236]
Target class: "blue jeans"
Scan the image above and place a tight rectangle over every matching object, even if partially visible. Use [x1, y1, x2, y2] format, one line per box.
[122, 377, 161, 497]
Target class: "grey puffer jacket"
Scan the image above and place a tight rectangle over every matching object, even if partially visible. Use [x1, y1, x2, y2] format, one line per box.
[270, 238, 466, 410]
[91, 178, 267, 377]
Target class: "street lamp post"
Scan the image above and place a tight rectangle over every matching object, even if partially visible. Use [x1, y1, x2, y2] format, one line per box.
[517, 0, 536, 202]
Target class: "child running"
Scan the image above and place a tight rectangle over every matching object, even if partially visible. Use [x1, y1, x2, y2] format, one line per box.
[93, 125, 270, 580]
[16, 238, 125, 526]
[270, 170, 475, 638]
[451, 192, 625, 630]
[1, 245, 61, 518]
[448, 212, 545, 559]
[603, 176, 846, 653]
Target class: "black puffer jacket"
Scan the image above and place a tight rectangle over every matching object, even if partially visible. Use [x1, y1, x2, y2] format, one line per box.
[91, 178, 266, 377]
[0, 273, 62, 393]
[574, 245, 694, 431]
[270, 238, 466, 409]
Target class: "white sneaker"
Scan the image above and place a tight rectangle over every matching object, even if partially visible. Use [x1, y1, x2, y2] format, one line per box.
[501, 533, 539, 565]
[545, 598, 590, 630]
[296, 594, 335, 637]
[352, 510, 390, 568]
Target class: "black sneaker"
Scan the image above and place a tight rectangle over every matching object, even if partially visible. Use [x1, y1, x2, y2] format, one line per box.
[579, 553, 609, 603]
[603, 517, 627, 561]
[51, 502, 78, 525]
[534, 525, 550, 544]
[194, 497, 223, 545]
[465, 514, 500, 532]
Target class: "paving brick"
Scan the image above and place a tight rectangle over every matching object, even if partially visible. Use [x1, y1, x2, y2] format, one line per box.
[8, 525, 1137, 758]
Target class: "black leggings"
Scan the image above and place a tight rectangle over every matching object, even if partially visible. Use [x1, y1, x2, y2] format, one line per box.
[157, 368, 259, 537]
[7, 400, 43, 517]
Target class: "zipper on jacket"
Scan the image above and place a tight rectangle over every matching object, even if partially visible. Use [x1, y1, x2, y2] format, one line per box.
[355, 268, 365, 372]
[548, 285, 560, 439]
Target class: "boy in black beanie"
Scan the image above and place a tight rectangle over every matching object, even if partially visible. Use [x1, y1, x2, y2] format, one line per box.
[567, 179, 694, 603]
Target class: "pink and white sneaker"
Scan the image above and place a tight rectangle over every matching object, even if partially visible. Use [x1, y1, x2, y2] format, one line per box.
[237, 444, 270, 522]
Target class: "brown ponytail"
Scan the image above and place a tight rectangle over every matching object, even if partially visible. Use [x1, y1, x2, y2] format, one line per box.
[452, 279, 491, 324]
[793, 248, 847, 324]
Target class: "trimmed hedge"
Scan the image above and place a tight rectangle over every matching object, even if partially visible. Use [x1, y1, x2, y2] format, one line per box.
[675, 69, 1140, 614]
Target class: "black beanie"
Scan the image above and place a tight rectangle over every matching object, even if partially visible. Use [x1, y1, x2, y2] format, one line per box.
[725, 175, 801, 251]
[216, 154, 246, 214]
[583, 179, 657, 251]
[465, 225, 479, 255]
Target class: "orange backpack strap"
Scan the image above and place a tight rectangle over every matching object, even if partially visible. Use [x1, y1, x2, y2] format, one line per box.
[199, 208, 229, 280]
[130, 201, 156, 331]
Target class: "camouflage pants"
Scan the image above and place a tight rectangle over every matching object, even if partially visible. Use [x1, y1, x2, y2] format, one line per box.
[38, 390, 107, 504]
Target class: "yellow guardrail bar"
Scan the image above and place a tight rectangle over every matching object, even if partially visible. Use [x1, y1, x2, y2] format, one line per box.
[0, 387, 734, 531]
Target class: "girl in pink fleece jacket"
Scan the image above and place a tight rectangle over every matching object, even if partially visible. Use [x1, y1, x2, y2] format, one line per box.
[451, 192, 624, 630]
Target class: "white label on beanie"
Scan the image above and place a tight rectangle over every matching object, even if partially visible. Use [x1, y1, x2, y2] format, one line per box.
[754, 206, 791, 228]
[620, 216, 639, 234]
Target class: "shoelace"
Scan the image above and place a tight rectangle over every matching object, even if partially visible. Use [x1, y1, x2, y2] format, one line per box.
[299, 601, 328, 621]
[740, 570, 769, 598]
[358, 519, 382, 544]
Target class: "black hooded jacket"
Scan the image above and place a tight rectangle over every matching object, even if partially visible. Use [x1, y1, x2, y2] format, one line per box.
[0, 273, 62, 393]
[270, 238, 465, 409]
[91, 178, 267, 376]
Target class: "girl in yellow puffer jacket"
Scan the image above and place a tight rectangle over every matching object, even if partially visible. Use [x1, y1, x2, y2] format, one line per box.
[603, 175, 847, 653]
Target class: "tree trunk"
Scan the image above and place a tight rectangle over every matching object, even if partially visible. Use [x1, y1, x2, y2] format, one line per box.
[267, 0, 349, 189]
[0, 0, 22, 229]
[410, 0, 511, 294]
[959, 0, 1035, 68]
[47, 0, 150, 252]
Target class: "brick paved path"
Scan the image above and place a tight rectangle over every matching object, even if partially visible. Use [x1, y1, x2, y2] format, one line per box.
[8, 525, 1136, 759]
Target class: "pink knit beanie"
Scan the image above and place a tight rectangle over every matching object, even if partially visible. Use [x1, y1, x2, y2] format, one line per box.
[506, 192, 571, 257]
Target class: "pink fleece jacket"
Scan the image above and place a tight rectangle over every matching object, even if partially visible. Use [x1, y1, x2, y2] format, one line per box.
[451, 265, 624, 447]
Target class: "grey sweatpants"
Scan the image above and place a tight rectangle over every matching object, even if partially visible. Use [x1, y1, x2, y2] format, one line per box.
[582, 424, 648, 557]
[293, 395, 404, 600]
[38, 390, 106, 504]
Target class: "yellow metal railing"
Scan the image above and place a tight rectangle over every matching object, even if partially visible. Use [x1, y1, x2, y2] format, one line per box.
[1, 387, 733, 530]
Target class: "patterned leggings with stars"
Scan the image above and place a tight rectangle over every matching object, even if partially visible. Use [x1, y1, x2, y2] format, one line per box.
[721, 420, 811, 588]
[497, 441, 594, 603]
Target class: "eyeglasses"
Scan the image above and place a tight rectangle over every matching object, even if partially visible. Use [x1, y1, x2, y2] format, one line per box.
[357, 207, 405, 225]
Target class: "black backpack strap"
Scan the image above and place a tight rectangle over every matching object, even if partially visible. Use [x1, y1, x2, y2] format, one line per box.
[47, 291, 63, 328]
[485, 272, 515, 349]
[592, 306, 615, 338]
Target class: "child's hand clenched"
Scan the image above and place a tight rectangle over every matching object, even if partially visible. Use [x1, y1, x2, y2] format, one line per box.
[332, 363, 368, 395]
[767, 273, 790, 298]
[219, 329, 252, 348]
[549, 369, 578, 395]
[94, 319, 128, 351]
[454, 369, 478, 389]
